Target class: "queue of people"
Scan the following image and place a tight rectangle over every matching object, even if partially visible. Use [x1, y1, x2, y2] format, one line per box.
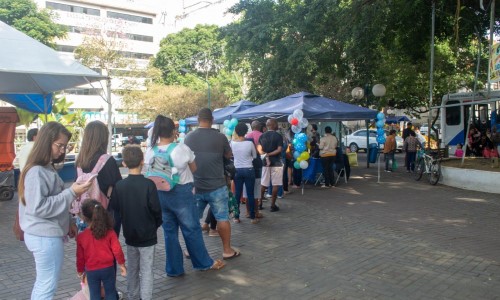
[17, 109, 347, 299]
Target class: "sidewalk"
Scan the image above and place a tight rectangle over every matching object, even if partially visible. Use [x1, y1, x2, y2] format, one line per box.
[1, 154, 500, 299]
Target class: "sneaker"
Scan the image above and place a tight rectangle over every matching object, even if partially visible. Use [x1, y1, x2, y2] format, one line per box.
[265, 194, 272, 199]
[117, 291, 124, 300]
[277, 195, 283, 199]
[270, 205, 280, 212]
[208, 229, 219, 237]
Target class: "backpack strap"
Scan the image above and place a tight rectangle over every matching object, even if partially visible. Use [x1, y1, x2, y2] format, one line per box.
[91, 154, 112, 174]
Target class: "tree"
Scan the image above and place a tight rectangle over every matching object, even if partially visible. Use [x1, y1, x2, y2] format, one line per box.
[222, 0, 499, 112]
[152, 24, 243, 102]
[122, 84, 231, 120]
[0, 0, 66, 48]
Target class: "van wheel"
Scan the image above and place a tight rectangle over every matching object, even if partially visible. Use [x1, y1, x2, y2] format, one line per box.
[0, 187, 14, 201]
[349, 143, 359, 153]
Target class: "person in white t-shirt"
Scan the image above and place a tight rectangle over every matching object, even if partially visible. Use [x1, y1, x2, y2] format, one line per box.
[18, 128, 38, 171]
[145, 115, 224, 277]
[230, 122, 259, 224]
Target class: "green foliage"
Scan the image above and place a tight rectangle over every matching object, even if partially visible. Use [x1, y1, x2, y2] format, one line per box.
[152, 24, 243, 102]
[0, 0, 66, 48]
[222, 0, 498, 113]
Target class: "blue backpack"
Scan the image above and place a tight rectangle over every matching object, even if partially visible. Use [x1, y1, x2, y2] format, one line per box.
[146, 144, 179, 191]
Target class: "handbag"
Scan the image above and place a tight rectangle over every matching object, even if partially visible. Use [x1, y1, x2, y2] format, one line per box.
[13, 208, 24, 241]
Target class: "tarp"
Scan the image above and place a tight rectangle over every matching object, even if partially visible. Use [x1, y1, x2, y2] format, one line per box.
[184, 100, 258, 125]
[385, 115, 410, 124]
[232, 92, 377, 121]
[0, 21, 105, 113]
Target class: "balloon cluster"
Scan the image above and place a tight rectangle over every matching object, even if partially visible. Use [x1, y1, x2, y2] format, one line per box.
[288, 109, 310, 169]
[178, 119, 187, 143]
[223, 118, 239, 139]
[375, 112, 386, 144]
[288, 109, 309, 134]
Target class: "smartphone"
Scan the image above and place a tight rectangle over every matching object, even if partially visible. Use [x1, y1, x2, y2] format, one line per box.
[86, 174, 98, 184]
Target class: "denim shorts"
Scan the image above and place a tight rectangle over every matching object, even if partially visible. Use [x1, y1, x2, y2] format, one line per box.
[194, 185, 230, 221]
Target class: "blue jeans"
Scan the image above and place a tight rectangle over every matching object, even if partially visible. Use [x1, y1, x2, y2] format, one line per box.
[384, 152, 395, 171]
[406, 151, 417, 171]
[24, 233, 64, 300]
[234, 167, 256, 219]
[86, 266, 117, 300]
[195, 185, 230, 221]
[158, 183, 214, 276]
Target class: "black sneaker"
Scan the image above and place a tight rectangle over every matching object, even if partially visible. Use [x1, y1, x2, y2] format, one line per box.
[270, 205, 280, 212]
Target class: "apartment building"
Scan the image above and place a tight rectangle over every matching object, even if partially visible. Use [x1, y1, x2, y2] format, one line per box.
[33, 0, 161, 126]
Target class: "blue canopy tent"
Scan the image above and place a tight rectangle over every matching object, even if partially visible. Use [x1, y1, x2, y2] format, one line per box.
[232, 92, 377, 121]
[385, 115, 410, 124]
[0, 21, 105, 113]
[145, 100, 258, 128]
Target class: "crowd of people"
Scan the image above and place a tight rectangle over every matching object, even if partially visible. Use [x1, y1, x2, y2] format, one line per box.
[17, 107, 348, 299]
[465, 125, 500, 158]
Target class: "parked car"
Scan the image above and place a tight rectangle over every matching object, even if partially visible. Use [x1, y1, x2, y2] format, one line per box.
[344, 129, 403, 153]
[420, 124, 439, 136]
[121, 136, 144, 146]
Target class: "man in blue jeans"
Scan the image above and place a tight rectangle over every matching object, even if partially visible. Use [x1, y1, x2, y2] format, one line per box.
[185, 108, 241, 260]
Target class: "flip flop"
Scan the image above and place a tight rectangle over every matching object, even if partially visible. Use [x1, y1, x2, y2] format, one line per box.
[223, 251, 241, 260]
[209, 259, 225, 270]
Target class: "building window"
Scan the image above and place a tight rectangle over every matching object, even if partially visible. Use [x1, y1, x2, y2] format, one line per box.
[118, 51, 153, 60]
[107, 11, 153, 24]
[106, 31, 153, 43]
[66, 25, 100, 35]
[46, 1, 100, 16]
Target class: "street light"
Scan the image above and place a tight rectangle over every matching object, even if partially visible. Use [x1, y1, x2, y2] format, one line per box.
[180, 68, 211, 109]
[352, 86, 370, 168]
[371, 84, 386, 184]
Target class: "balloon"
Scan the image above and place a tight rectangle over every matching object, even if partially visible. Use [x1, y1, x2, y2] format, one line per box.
[297, 156, 303, 162]
[293, 138, 299, 146]
[377, 112, 385, 120]
[300, 151, 310, 160]
[225, 128, 233, 136]
[295, 143, 305, 153]
[292, 125, 302, 134]
[293, 109, 303, 119]
[230, 118, 238, 127]
[300, 118, 309, 128]
[223, 120, 230, 127]
[293, 161, 301, 169]
[377, 128, 384, 135]
[291, 118, 299, 126]
[299, 160, 309, 169]
[179, 119, 186, 126]
[376, 120, 384, 128]
[179, 132, 186, 138]
[179, 126, 186, 133]
[377, 136, 386, 144]
[293, 151, 300, 159]
[287, 114, 293, 123]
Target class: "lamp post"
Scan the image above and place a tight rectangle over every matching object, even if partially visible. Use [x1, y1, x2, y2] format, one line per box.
[180, 68, 211, 109]
[351, 87, 370, 168]
[372, 84, 386, 184]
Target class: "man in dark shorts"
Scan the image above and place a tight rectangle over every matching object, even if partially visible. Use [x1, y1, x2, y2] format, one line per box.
[185, 108, 240, 260]
[258, 118, 283, 212]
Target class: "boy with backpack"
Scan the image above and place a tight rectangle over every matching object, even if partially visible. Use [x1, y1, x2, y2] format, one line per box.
[110, 145, 162, 300]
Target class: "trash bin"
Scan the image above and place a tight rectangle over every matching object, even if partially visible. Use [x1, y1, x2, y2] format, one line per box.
[368, 143, 378, 163]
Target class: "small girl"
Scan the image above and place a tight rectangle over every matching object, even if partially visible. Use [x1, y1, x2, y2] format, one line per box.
[454, 143, 464, 157]
[77, 200, 127, 300]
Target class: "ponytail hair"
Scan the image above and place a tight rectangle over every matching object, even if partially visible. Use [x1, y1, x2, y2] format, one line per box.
[81, 199, 113, 240]
[151, 115, 175, 148]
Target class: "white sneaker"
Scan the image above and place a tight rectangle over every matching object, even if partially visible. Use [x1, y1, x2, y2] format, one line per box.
[278, 195, 283, 199]
[265, 194, 272, 199]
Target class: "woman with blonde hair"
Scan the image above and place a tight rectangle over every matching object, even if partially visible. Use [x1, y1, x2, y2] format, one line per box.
[19, 122, 92, 299]
[75, 121, 122, 234]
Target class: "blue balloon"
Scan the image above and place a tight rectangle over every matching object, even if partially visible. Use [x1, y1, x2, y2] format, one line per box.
[295, 143, 306, 153]
[179, 119, 186, 126]
[377, 128, 384, 135]
[377, 112, 385, 120]
[377, 136, 386, 144]
[179, 126, 186, 133]
[293, 151, 300, 159]
[376, 120, 384, 128]
[225, 128, 233, 136]
[223, 120, 230, 127]
[230, 118, 238, 127]
[293, 161, 301, 169]
[293, 138, 299, 146]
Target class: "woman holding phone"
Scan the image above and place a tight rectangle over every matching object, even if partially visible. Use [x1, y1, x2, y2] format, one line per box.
[18, 122, 93, 299]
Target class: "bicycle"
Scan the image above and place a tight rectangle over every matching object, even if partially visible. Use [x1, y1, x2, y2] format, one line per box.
[413, 149, 441, 185]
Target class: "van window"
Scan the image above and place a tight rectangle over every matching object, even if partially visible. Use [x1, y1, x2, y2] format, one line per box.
[445, 100, 460, 126]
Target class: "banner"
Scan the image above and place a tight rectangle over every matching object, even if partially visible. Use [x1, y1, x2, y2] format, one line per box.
[490, 42, 500, 83]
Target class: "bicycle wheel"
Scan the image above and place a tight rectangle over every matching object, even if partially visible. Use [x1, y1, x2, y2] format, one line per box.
[413, 158, 424, 181]
[429, 161, 441, 185]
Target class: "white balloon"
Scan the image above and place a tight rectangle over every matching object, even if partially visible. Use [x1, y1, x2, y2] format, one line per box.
[287, 114, 293, 123]
[291, 125, 302, 134]
[300, 118, 309, 128]
[293, 109, 303, 119]
[179, 132, 186, 138]
[299, 160, 309, 169]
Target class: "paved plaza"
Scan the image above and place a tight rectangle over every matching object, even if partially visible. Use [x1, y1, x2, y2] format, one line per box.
[1, 154, 500, 299]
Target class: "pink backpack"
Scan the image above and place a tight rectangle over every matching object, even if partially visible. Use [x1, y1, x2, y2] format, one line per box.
[70, 154, 111, 214]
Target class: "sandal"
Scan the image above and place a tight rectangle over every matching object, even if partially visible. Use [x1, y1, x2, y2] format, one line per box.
[223, 250, 241, 260]
[255, 212, 264, 218]
[233, 218, 241, 223]
[209, 259, 225, 270]
[201, 223, 209, 233]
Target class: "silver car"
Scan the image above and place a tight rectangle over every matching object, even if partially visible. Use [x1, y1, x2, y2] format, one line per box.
[344, 129, 403, 153]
